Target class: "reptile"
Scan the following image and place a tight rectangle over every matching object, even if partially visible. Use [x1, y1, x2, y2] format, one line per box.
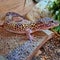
[0, 12, 59, 41]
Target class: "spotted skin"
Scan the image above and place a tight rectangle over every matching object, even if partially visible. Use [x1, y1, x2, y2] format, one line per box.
[0, 12, 59, 41]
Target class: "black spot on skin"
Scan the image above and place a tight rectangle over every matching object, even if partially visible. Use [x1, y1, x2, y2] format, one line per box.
[33, 0, 38, 3]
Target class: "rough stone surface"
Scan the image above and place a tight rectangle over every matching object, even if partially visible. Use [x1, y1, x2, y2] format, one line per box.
[32, 35, 60, 60]
[0, 27, 53, 60]
[6, 36, 46, 60]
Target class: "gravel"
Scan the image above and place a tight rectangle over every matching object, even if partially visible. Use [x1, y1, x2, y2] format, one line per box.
[32, 35, 60, 60]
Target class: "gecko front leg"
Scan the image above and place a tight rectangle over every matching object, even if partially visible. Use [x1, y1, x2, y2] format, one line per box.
[25, 28, 34, 42]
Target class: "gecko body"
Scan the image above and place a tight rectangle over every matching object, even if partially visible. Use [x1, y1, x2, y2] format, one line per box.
[0, 12, 59, 41]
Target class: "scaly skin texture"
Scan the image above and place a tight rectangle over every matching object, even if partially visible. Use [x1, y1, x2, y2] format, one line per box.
[0, 12, 59, 41]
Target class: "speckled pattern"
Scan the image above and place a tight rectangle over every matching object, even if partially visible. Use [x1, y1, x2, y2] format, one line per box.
[0, 27, 28, 55]
[6, 33, 47, 60]
[32, 35, 60, 60]
[0, 27, 48, 60]
[6, 41, 39, 60]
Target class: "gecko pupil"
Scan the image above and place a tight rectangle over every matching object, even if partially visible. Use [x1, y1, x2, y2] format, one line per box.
[33, 0, 40, 3]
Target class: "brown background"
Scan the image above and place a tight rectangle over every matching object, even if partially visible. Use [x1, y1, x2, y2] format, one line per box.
[0, 0, 35, 19]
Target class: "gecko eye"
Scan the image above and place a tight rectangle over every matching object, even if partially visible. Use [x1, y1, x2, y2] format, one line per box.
[50, 21, 54, 23]
[33, 0, 40, 3]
